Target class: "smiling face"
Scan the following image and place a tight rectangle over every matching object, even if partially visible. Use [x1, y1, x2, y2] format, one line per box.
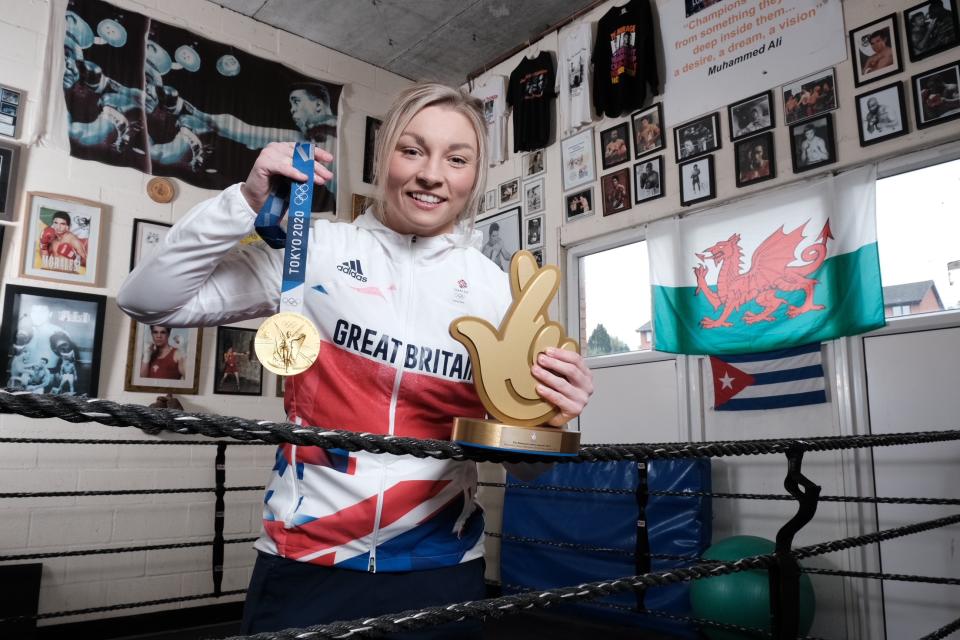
[383, 105, 479, 237]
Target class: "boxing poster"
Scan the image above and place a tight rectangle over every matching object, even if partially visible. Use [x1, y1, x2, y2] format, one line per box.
[62, 0, 341, 211]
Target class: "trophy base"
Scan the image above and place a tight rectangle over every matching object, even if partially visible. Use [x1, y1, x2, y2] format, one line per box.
[452, 417, 581, 456]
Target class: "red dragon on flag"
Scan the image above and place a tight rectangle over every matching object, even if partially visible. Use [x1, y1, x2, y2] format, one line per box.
[693, 220, 833, 328]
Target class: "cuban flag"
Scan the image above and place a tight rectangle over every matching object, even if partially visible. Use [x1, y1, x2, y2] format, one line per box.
[709, 342, 827, 411]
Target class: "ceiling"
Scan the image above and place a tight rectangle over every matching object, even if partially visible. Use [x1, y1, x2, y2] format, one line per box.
[211, 0, 598, 85]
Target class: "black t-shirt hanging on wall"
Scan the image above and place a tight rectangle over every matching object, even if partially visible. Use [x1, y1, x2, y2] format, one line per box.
[592, 0, 660, 118]
[507, 52, 557, 152]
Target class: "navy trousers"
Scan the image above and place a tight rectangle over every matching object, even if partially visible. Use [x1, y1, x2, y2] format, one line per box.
[241, 551, 486, 639]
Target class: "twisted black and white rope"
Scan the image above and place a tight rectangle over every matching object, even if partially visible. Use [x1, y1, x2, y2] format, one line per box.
[0, 537, 258, 562]
[0, 486, 262, 499]
[5, 391, 960, 463]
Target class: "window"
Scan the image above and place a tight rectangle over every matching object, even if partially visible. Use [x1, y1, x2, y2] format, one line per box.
[876, 158, 960, 318]
[577, 240, 652, 357]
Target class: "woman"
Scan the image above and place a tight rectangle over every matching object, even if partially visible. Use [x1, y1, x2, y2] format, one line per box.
[118, 83, 593, 638]
[140, 325, 185, 380]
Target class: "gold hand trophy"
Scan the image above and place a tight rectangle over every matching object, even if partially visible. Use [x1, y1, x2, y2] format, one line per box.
[449, 250, 581, 455]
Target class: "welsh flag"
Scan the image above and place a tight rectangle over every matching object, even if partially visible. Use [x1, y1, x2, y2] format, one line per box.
[648, 165, 885, 355]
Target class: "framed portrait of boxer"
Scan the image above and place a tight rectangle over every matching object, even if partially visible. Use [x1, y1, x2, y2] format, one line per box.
[20, 192, 106, 286]
[124, 320, 203, 394]
[213, 326, 262, 395]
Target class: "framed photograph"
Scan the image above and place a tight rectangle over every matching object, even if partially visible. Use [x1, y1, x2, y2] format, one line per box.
[0, 284, 106, 396]
[728, 91, 774, 141]
[351, 194, 373, 221]
[560, 128, 596, 191]
[0, 141, 22, 221]
[20, 192, 106, 286]
[633, 156, 665, 204]
[130, 218, 171, 271]
[906, 0, 960, 61]
[912, 60, 960, 127]
[631, 103, 665, 159]
[530, 248, 544, 268]
[674, 112, 721, 162]
[850, 14, 904, 87]
[362, 116, 382, 184]
[213, 326, 262, 395]
[276, 375, 286, 398]
[599, 122, 630, 169]
[124, 320, 203, 394]
[790, 114, 837, 173]
[477, 206, 521, 272]
[524, 215, 544, 250]
[782, 68, 838, 126]
[735, 132, 777, 187]
[484, 189, 497, 212]
[679, 155, 716, 207]
[856, 81, 909, 146]
[564, 186, 594, 222]
[498, 177, 520, 207]
[0, 84, 24, 139]
[523, 149, 546, 178]
[523, 177, 545, 216]
[600, 168, 631, 217]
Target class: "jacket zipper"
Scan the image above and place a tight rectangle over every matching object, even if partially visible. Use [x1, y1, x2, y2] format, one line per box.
[368, 235, 418, 572]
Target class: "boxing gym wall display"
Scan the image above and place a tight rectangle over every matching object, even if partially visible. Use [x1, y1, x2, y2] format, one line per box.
[476, 206, 521, 273]
[674, 112, 721, 163]
[905, 0, 960, 62]
[0, 284, 107, 396]
[19, 192, 106, 287]
[523, 177, 545, 217]
[849, 14, 904, 87]
[560, 127, 596, 192]
[0, 84, 23, 139]
[631, 102, 664, 160]
[790, 114, 838, 173]
[634, 155, 665, 204]
[728, 90, 775, 142]
[564, 186, 594, 223]
[498, 176, 521, 208]
[735, 132, 777, 188]
[911, 59, 960, 128]
[600, 167, 631, 216]
[0, 140, 21, 221]
[213, 326, 262, 395]
[678, 154, 716, 207]
[599, 122, 630, 170]
[781, 68, 839, 126]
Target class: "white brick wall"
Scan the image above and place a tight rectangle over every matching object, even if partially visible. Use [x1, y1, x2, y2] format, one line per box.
[0, 0, 412, 625]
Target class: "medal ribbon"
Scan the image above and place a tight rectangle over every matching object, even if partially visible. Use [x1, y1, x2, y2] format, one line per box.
[254, 142, 315, 313]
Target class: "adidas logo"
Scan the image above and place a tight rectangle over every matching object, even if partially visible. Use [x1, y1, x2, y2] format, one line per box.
[337, 259, 368, 282]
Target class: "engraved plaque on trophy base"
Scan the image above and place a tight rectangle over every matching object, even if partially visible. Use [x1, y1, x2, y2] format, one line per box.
[452, 417, 581, 456]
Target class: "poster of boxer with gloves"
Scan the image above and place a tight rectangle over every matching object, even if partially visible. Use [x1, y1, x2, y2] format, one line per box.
[20, 192, 104, 286]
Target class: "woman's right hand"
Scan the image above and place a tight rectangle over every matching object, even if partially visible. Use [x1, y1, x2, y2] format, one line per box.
[240, 142, 335, 212]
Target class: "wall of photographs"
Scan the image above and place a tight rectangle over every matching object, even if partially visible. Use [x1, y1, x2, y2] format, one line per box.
[0, 0, 413, 622]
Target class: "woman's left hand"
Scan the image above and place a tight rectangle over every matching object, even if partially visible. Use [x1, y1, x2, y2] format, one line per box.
[531, 347, 594, 426]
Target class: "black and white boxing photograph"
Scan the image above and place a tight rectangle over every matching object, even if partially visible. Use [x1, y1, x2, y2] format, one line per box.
[674, 112, 720, 162]
[905, 0, 960, 61]
[856, 81, 908, 145]
[678, 154, 715, 206]
[728, 91, 774, 141]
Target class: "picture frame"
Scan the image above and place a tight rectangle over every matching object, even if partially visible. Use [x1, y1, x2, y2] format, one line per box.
[523, 177, 545, 217]
[679, 155, 716, 207]
[674, 112, 721, 162]
[850, 14, 904, 87]
[351, 193, 373, 221]
[564, 186, 595, 223]
[20, 192, 106, 287]
[0, 284, 107, 396]
[735, 132, 777, 188]
[477, 206, 521, 273]
[633, 155, 665, 204]
[522, 149, 546, 179]
[856, 81, 909, 146]
[0, 84, 24, 140]
[790, 114, 837, 173]
[912, 60, 960, 128]
[524, 215, 544, 250]
[498, 177, 521, 208]
[276, 374, 286, 398]
[905, 0, 960, 62]
[782, 68, 838, 126]
[484, 188, 497, 212]
[213, 326, 262, 395]
[0, 140, 22, 221]
[560, 128, 596, 191]
[631, 102, 665, 159]
[124, 320, 203, 394]
[600, 168, 631, 217]
[530, 248, 544, 268]
[728, 90, 775, 141]
[362, 116, 382, 184]
[599, 122, 630, 169]
[130, 218, 172, 271]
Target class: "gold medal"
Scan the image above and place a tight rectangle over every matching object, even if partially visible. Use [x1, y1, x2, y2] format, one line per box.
[255, 311, 321, 376]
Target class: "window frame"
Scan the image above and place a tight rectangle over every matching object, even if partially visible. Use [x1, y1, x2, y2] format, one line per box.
[564, 226, 675, 369]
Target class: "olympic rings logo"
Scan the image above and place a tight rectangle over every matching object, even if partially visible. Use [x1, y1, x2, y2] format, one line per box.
[292, 183, 310, 206]
[280, 297, 300, 307]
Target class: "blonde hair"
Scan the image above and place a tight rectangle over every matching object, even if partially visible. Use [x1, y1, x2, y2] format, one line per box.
[372, 83, 488, 233]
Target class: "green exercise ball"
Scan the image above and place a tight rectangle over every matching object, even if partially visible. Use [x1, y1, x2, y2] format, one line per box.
[689, 535, 816, 640]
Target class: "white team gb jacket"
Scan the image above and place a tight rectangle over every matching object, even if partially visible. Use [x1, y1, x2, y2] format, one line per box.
[118, 184, 512, 572]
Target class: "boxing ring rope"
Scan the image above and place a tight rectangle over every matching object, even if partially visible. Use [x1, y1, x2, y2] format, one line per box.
[1, 390, 959, 639]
